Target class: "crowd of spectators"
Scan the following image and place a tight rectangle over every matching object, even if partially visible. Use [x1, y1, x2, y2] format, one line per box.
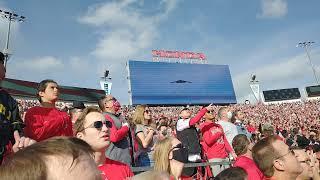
[16, 98, 320, 136]
[9, 96, 319, 179]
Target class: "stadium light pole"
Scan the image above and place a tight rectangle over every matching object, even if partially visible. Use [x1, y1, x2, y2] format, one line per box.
[249, 74, 260, 103]
[297, 41, 318, 85]
[0, 9, 26, 68]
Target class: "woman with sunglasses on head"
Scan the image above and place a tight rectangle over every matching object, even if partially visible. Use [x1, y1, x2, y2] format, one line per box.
[154, 137, 188, 180]
[75, 106, 134, 180]
[24, 79, 73, 142]
[132, 105, 156, 167]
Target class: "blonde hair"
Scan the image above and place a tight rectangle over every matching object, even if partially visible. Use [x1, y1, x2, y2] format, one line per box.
[153, 137, 173, 175]
[132, 105, 147, 125]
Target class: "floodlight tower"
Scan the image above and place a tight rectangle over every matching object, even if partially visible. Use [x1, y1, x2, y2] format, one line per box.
[100, 70, 113, 95]
[297, 41, 318, 85]
[249, 74, 260, 102]
[0, 9, 26, 68]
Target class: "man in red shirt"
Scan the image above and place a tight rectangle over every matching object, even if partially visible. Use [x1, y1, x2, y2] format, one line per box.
[24, 79, 73, 141]
[200, 110, 236, 176]
[74, 106, 133, 180]
[232, 134, 264, 180]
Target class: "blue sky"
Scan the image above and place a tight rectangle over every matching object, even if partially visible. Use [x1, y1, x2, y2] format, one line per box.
[0, 0, 320, 104]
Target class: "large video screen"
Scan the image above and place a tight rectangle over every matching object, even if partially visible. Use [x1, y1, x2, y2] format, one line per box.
[128, 60, 236, 105]
[263, 88, 301, 102]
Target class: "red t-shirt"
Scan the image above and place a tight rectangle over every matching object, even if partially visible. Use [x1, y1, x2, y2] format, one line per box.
[98, 158, 134, 180]
[200, 121, 233, 159]
[233, 156, 265, 180]
[246, 125, 256, 134]
[24, 106, 73, 141]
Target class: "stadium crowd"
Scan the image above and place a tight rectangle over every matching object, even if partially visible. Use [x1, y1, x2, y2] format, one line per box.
[1, 51, 320, 180]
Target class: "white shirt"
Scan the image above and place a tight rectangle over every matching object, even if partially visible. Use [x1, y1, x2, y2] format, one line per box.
[176, 118, 191, 131]
[217, 120, 238, 146]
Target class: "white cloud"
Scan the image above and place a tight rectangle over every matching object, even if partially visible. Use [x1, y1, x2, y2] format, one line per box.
[78, 0, 178, 103]
[78, 0, 178, 61]
[257, 0, 288, 19]
[14, 56, 63, 71]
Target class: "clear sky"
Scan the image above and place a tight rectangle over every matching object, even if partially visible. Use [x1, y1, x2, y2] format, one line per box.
[0, 0, 320, 104]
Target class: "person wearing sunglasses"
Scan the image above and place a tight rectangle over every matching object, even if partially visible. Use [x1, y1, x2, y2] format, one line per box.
[200, 109, 236, 176]
[293, 147, 320, 180]
[252, 135, 303, 180]
[154, 137, 188, 180]
[74, 106, 133, 180]
[132, 105, 156, 167]
[98, 95, 131, 165]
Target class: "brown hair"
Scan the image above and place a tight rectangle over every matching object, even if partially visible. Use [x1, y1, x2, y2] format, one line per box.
[0, 137, 95, 180]
[153, 137, 174, 175]
[74, 106, 102, 134]
[97, 96, 106, 110]
[252, 135, 280, 177]
[132, 105, 147, 125]
[214, 167, 247, 180]
[37, 79, 58, 102]
[232, 134, 250, 156]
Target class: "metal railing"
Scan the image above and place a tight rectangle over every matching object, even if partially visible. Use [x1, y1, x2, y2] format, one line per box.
[131, 160, 233, 172]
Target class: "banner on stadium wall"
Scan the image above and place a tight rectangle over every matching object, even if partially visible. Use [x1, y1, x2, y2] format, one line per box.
[250, 83, 260, 101]
[152, 50, 206, 61]
[100, 79, 112, 95]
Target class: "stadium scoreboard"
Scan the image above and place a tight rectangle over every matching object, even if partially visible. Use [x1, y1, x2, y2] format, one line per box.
[306, 85, 320, 97]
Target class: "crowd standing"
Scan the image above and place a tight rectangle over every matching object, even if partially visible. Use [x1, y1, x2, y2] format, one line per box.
[0, 51, 320, 180]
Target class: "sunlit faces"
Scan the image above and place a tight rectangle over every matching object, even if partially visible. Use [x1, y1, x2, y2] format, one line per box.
[77, 112, 110, 152]
[39, 83, 59, 103]
[294, 149, 313, 179]
[204, 111, 215, 120]
[45, 153, 101, 180]
[237, 112, 245, 120]
[143, 107, 152, 121]
[273, 140, 303, 175]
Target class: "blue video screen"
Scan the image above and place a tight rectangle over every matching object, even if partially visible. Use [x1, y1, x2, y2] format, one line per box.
[128, 60, 236, 105]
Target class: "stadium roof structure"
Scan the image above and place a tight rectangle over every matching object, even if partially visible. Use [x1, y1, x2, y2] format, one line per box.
[1, 78, 105, 103]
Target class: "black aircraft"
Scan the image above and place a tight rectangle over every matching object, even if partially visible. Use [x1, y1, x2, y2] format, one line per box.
[170, 80, 192, 83]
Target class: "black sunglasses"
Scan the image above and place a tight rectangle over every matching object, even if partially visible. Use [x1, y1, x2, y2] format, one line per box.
[83, 120, 112, 131]
[207, 110, 214, 114]
[144, 110, 151, 114]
